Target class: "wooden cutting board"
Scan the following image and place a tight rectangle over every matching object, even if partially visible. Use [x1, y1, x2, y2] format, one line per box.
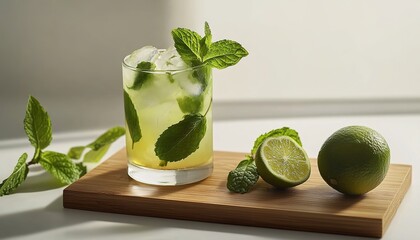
[63, 149, 411, 238]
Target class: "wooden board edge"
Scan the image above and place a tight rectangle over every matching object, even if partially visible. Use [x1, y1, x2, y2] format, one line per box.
[63, 189, 383, 238]
[382, 165, 412, 236]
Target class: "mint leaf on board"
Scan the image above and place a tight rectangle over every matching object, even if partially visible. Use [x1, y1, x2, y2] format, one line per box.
[83, 144, 111, 163]
[203, 40, 248, 69]
[251, 127, 302, 156]
[39, 151, 80, 185]
[177, 95, 204, 114]
[227, 156, 259, 193]
[129, 61, 156, 90]
[24, 96, 52, 150]
[0, 153, 29, 196]
[172, 28, 203, 66]
[200, 22, 212, 57]
[155, 114, 206, 163]
[124, 90, 141, 148]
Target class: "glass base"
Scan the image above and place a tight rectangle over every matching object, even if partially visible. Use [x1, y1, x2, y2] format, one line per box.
[128, 162, 213, 186]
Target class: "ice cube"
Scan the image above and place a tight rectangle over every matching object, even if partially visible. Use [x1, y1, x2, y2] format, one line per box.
[125, 46, 158, 67]
[177, 74, 203, 96]
[152, 46, 188, 71]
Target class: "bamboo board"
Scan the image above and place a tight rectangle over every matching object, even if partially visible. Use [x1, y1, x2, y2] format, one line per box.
[63, 149, 411, 238]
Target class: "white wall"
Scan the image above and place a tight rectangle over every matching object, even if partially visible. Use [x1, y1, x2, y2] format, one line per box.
[171, 0, 420, 101]
[1, 0, 420, 139]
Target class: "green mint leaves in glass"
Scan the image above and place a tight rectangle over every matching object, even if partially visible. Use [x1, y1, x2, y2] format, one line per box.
[122, 22, 248, 185]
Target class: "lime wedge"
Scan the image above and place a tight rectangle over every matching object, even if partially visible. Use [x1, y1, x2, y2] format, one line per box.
[255, 136, 311, 188]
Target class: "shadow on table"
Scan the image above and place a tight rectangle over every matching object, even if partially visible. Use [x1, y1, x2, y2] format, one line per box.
[0, 195, 371, 240]
[14, 169, 66, 193]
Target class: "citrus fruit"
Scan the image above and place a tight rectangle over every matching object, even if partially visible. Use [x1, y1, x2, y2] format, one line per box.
[317, 126, 390, 195]
[255, 136, 311, 188]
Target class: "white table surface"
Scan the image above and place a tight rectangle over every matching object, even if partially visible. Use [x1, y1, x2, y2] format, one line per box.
[1, 114, 419, 240]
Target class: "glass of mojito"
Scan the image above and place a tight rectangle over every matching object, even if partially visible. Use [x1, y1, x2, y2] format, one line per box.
[122, 22, 247, 185]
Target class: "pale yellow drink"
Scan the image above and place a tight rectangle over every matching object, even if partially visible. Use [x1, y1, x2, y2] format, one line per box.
[122, 53, 213, 185]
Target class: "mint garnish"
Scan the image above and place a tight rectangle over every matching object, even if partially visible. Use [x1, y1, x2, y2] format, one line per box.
[200, 22, 212, 57]
[203, 40, 249, 69]
[129, 61, 156, 89]
[172, 28, 203, 66]
[154, 22, 247, 166]
[123, 90, 141, 148]
[227, 156, 259, 194]
[155, 114, 207, 166]
[227, 127, 302, 193]
[172, 22, 248, 69]
[0, 96, 125, 196]
[0, 153, 29, 196]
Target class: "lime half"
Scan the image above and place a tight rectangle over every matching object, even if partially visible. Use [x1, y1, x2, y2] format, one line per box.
[255, 136, 311, 188]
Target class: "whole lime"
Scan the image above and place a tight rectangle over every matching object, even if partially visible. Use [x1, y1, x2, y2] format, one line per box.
[317, 126, 390, 195]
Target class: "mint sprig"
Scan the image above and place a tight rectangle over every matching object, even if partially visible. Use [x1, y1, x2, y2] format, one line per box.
[0, 96, 125, 196]
[227, 127, 302, 193]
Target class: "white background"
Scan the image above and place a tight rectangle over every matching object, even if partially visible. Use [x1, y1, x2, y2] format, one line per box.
[1, 0, 420, 139]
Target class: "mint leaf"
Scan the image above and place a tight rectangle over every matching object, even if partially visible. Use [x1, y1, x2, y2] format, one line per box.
[24, 96, 52, 150]
[155, 114, 206, 162]
[227, 156, 259, 193]
[75, 162, 87, 178]
[87, 126, 125, 150]
[200, 22, 212, 57]
[68, 127, 125, 161]
[67, 146, 85, 160]
[177, 95, 204, 114]
[39, 151, 79, 184]
[124, 90, 141, 148]
[192, 64, 211, 91]
[0, 153, 29, 196]
[129, 61, 156, 90]
[172, 28, 202, 66]
[203, 40, 248, 69]
[83, 144, 111, 163]
[251, 127, 302, 156]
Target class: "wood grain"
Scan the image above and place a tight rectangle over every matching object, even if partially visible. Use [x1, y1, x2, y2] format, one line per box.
[63, 149, 411, 238]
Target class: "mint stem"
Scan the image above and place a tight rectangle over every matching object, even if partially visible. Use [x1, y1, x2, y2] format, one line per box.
[204, 98, 212, 117]
[159, 160, 168, 167]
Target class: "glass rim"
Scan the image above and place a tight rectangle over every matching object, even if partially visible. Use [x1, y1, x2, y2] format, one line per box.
[122, 55, 208, 74]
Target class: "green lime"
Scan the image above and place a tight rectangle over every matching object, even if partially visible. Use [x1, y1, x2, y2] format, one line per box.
[318, 126, 390, 195]
[255, 136, 311, 188]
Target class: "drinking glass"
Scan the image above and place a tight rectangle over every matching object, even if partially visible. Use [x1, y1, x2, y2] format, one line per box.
[122, 56, 213, 185]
